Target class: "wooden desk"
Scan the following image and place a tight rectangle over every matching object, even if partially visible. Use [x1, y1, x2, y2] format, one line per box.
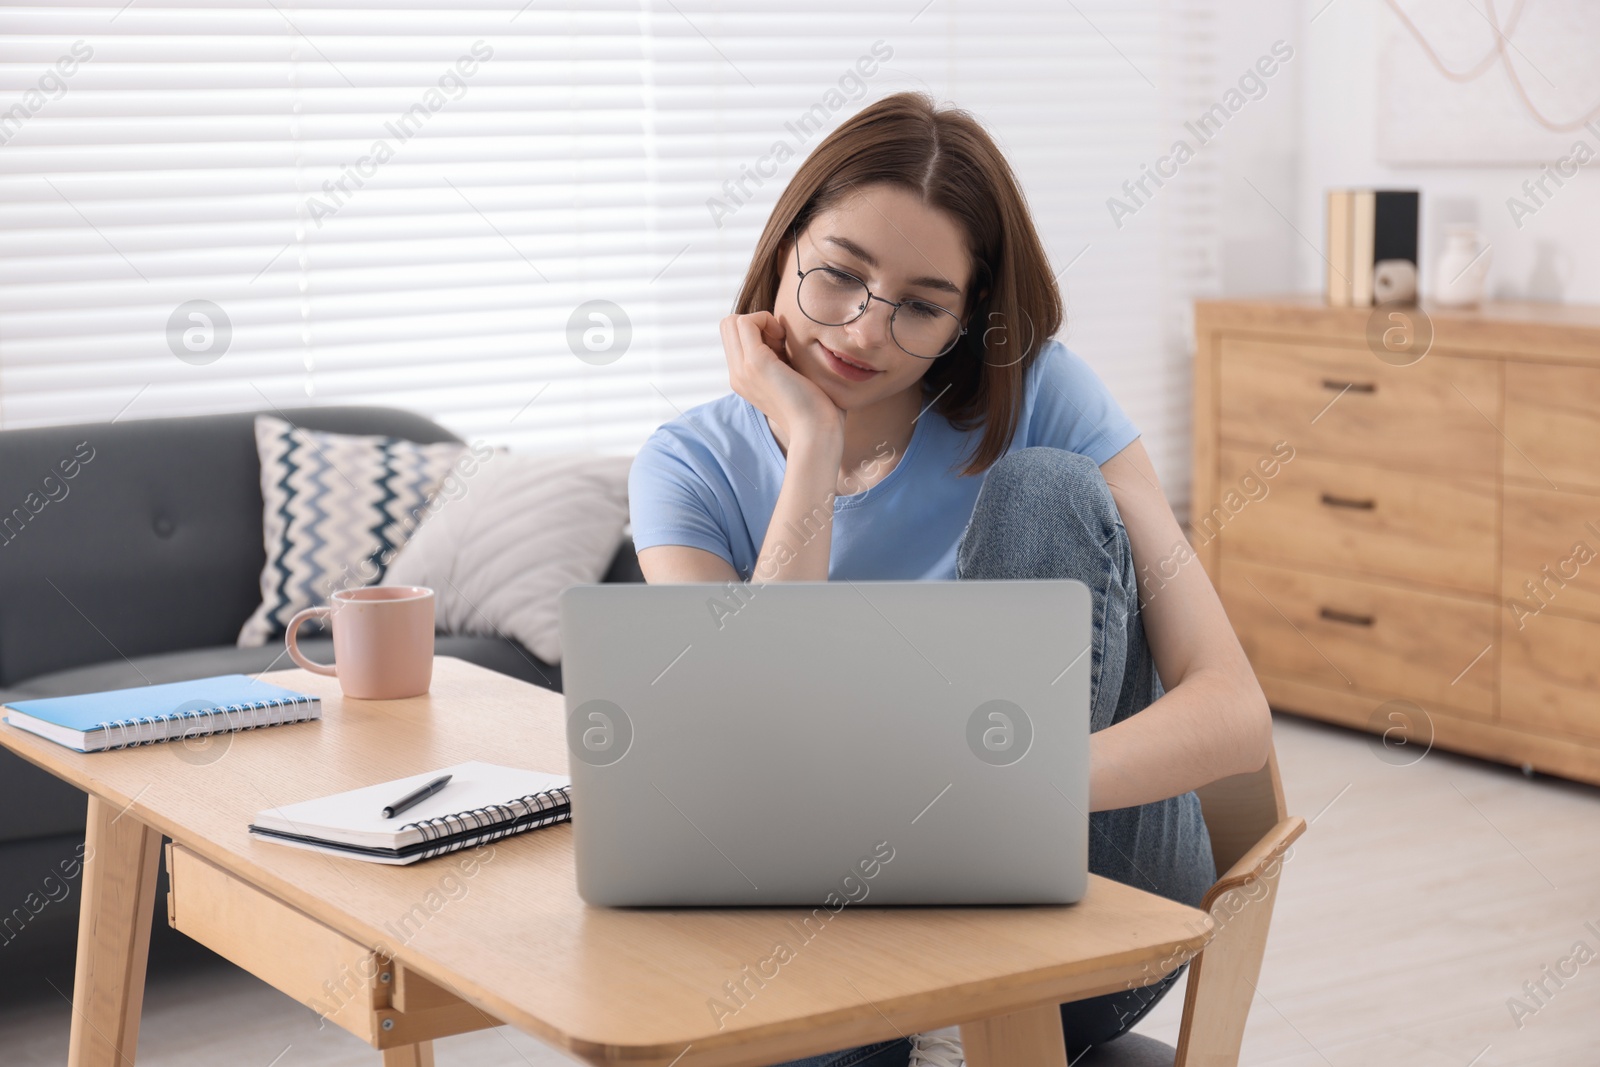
[2, 656, 1212, 1067]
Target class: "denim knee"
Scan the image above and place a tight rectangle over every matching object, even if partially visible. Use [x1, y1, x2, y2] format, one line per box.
[956, 446, 1124, 584]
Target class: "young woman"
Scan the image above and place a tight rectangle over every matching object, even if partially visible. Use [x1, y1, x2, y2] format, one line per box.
[626, 91, 1272, 1067]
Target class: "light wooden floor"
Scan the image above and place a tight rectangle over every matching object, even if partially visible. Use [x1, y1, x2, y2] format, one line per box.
[3, 713, 1597, 1066]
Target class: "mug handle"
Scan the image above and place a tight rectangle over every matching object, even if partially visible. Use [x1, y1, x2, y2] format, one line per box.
[285, 606, 338, 677]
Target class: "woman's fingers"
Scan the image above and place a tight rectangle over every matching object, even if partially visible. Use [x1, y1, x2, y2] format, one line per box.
[736, 313, 782, 368]
[758, 313, 788, 362]
[723, 311, 788, 369]
[722, 311, 840, 444]
[719, 313, 748, 379]
[744, 309, 787, 352]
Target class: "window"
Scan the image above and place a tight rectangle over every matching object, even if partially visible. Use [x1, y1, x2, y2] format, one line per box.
[1, 0, 1216, 508]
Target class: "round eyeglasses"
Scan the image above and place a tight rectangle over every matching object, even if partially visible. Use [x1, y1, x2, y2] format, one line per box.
[791, 227, 966, 360]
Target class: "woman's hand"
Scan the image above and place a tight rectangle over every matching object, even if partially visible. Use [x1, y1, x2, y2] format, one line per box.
[720, 310, 845, 584]
[719, 311, 845, 447]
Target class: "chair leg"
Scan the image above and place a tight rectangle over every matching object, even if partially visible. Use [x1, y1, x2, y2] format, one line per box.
[962, 1004, 1069, 1067]
[381, 1042, 435, 1067]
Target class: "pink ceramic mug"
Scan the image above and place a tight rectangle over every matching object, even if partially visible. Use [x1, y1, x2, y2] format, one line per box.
[284, 586, 435, 700]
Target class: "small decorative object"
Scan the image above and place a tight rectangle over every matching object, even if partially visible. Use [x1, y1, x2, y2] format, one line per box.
[1434, 226, 1492, 307]
[1373, 259, 1418, 304]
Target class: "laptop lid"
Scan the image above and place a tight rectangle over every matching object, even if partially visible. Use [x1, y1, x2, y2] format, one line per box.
[558, 578, 1091, 906]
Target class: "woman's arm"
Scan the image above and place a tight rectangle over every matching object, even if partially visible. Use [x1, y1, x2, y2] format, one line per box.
[638, 312, 845, 586]
[638, 432, 841, 584]
[636, 544, 739, 583]
[1091, 437, 1273, 812]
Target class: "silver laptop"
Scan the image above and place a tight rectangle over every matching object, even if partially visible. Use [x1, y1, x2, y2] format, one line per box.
[557, 579, 1091, 906]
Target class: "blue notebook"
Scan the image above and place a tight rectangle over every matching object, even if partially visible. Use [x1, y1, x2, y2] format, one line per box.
[2, 674, 321, 753]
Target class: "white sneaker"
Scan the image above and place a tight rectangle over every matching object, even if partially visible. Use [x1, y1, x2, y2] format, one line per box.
[908, 1026, 964, 1067]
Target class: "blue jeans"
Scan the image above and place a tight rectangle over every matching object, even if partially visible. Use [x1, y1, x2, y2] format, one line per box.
[771, 448, 1217, 1067]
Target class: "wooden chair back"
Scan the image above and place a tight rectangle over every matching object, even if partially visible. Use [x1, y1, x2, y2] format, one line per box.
[1173, 741, 1306, 1067]
[1194, 745, 1289, 875]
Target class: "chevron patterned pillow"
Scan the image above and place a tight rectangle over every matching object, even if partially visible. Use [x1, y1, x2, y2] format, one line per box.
[236, 414, 471, 649]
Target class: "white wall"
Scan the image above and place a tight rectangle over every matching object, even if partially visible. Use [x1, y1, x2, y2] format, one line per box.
[1211, 1, 1303, 297]
[1217, 0, 1600, 304]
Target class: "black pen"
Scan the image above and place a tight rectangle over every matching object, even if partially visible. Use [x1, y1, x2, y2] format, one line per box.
[382, 774, 452, 819]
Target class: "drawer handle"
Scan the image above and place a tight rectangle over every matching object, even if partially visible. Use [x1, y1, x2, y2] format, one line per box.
[1319, 607, 1374, 627]
[1321, 379, 1376, 394]
[1319, 493, 1376, 510]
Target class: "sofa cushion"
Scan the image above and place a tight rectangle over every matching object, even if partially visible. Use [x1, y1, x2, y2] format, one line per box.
[8, 637, 560, 698]
[237, 415, 478, 648]
[383, 451, 631, 664]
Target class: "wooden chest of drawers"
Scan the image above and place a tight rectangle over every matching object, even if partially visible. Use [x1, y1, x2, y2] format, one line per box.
[1193, 297, 1600, 786]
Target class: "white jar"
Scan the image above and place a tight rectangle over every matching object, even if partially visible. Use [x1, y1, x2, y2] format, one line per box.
[1433, 227, 1493, 307]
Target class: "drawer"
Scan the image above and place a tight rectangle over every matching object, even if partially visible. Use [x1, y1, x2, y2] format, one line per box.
[1505, 362, 1600, 491]
[1211, 447, 1496, 595]
[1217, 338, 1500, 475]
[165, 845, 496, 1048]
[1218, 559, 1496, 717]
[1503, 485, 1600, 624]
[1503, 613, 1600, 742]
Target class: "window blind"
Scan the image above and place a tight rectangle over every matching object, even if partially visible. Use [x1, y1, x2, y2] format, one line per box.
[0, 0, 1217, 509]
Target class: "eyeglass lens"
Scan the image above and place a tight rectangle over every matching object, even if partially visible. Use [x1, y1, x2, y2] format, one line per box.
[797, 268, 962, 359]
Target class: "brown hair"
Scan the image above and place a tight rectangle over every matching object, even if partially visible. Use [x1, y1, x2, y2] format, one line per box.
[734, 91, 1063, 477]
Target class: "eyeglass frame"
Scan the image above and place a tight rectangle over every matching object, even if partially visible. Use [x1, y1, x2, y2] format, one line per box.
[789, 223, 969, 360]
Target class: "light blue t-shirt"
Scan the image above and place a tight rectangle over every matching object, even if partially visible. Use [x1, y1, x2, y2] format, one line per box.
[627, 339, 1139, 582]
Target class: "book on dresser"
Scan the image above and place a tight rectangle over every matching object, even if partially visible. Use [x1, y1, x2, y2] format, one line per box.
[2, 674, 321, 753]
[1324, 189, 1419, 307]
[1192, 296, 1600, 788]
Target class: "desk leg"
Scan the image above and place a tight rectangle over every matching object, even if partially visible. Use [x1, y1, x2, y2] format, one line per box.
[66, 795, 163, 1067]
[381, 1042, 436, 1067]
[961, 1004, 1068, 1067]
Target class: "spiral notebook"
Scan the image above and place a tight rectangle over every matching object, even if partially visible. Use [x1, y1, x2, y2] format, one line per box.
[249, 760, 572, 865]
[2, 674, 321, 753]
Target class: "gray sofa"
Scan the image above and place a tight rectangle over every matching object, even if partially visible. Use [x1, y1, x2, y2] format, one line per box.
[0, 405, 641, 977]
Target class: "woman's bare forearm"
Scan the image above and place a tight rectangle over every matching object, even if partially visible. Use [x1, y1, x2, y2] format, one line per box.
[753, 430, 843, 583]
[1089, 667, 1270, 811]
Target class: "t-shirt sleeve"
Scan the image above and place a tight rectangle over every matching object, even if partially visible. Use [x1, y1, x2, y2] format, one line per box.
[627, 430, 737, 568]
[1023, 340, 1140, 464]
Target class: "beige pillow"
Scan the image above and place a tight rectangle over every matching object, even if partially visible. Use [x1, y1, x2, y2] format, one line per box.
[383, 451, 632, 664]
